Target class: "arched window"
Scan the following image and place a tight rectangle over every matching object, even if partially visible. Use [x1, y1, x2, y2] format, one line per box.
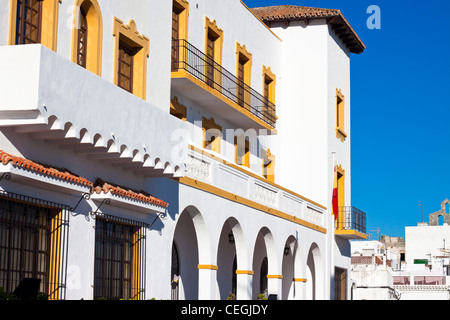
[71, 0, 103, 76]
[9, 0, 60, 51]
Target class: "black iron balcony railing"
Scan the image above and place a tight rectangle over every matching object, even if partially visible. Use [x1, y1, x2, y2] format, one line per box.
[336, 206, 366, 234]
[171, 39, 276, 128]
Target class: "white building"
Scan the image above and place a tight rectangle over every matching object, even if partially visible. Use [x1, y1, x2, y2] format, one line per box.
[0, 0, 366, 300]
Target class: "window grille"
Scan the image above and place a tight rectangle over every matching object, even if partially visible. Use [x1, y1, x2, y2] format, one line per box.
[93, 213, 147, 300]
[15, 0, 43, 45]
[0, 190, 70, 300]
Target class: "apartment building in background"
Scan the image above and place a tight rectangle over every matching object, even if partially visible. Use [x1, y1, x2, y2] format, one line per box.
[0, 0, 366, 300]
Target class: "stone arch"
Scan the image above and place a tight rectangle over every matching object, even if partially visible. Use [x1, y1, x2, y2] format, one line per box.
[306, 242, 324, 300]
[172, 205, 211, 300]
[281, 235, 298, 300]
[252, 227, 278, 299]
[216, 217, 247, 300]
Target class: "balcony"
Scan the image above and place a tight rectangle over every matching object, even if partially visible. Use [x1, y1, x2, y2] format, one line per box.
[335, 206, 367, 239]
[178, 145, 327, 232]
[0, 44, 187, 178]
[171, 39, 276, 133]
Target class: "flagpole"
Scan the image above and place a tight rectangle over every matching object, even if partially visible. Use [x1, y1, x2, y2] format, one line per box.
[330, 151, 336, 299]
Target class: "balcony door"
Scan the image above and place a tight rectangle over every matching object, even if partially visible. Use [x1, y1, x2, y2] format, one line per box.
[171, 6, 181, 71]
[205, 32, 216, 87]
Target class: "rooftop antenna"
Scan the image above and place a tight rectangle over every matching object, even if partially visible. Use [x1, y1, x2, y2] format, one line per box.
[418, 201, 423, 222]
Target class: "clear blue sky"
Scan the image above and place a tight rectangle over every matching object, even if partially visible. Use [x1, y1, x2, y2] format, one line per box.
[244, 0, 450, 238]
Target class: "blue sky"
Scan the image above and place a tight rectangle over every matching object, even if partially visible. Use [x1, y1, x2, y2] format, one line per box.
[243, 0, 450, 238]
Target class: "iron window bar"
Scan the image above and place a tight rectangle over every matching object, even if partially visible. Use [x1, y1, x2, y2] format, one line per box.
[172, 39, 277, 127]
[336, 206, 366, 234]
[0, 190, 70, 300]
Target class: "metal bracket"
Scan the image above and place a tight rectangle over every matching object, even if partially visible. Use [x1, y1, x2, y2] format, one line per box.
[149, 212, 165, 229]
[70, 193, 91, 213]
[89, 198, 111, 219]
[0, 172, 11, 182]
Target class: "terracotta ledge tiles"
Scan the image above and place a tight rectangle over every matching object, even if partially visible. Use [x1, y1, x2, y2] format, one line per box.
[0, 149, 93, 188]
[92, 179, 169, 208]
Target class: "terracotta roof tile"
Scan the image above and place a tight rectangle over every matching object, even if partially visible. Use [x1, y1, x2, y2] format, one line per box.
[250, 5, 365, 54]
[92, 178, 169, 208]
[251, 5, 340, 20]
[0, 150, 93, 188]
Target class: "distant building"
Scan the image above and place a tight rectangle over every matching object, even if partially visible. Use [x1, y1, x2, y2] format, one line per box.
[351, 200, 450, 300]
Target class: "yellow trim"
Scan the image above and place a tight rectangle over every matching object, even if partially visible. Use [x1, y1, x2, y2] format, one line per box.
[188, 144, 326, 210]
[294, 278, 307, 282]
[198, 264, 218, 270]
[8, 0, 61, 51]
[48, 208, 62, 300]
[236, 42, 253, 108]
[267, 275, 283, 279]
[170, 96, 187, 121]
[336, 88, 347, 142]
[262, 148, 275, 183]
[173, 0, 189, 41]
[112, 17, 150, 100]
[176, 175, 327, 234]
[234, 136, 250, 168]
[71, 0, 103, 76]
[335, 229, 368, 240]
[236, 270, 254, 275]
[262, 65, 276, 104]
[171, 70, 276, 132]
[131, 227, 142, 300]
[336, 165, 345, 228]
[204, 17, 224, 90]
[202, 117, 222, 154]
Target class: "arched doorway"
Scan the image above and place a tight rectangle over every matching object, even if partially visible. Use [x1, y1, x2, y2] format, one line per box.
[216, 218, 247, 300]
[252, 227, 278, 299]
[306, 243, 324, 300]
[172, 206, 211, 299]
[281, 236, 298, 300]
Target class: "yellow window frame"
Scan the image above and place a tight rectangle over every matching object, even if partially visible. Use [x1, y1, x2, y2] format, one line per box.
[70, 0, 103, 76]
[8, 0, 61, 51]
[113, 17, 150, 100]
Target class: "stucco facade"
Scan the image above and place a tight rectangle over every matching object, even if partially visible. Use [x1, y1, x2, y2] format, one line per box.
[0, 0, 366, 300]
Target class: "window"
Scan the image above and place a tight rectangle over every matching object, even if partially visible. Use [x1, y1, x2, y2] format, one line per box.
[117, 40, 135, 93]
[71, 0, 103, 75]
[113, 18, 149, 100]
[235, 43, 252, 110]
[336, 165, 345, 228]
[76, 7, 88, 68]
[336, 89, 347, 142]
[171, 0, 189, 72]
[0, 191, 69, 300]
[93, 214, 147, 300]
[202, 117, 222, 153]
[262, 148, 275, 183]
[204, 18, 223, 90]
[235, 136, 250, 168]
[9, 0, 60, 51]
[262, 66, 276, 126]
[15, 0, 43, 45]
